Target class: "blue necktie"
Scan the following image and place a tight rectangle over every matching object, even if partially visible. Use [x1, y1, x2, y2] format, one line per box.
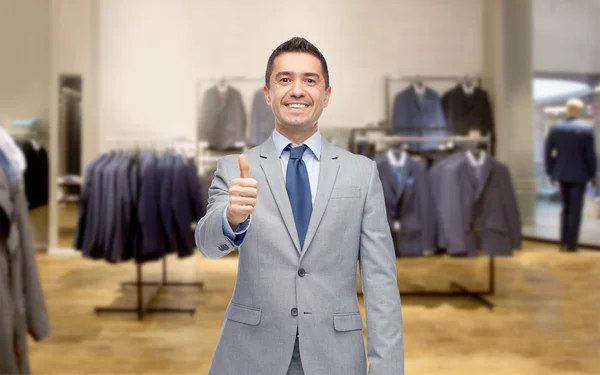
[285, 144, 312, 250]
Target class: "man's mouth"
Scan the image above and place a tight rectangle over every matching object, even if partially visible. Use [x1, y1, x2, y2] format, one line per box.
[285, 103, 309, 108]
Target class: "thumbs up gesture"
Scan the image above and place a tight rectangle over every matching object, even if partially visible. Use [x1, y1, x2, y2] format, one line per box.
[226, 154, 258, 229]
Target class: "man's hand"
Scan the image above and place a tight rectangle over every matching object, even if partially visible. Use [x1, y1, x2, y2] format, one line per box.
[226, 154, 258, 229]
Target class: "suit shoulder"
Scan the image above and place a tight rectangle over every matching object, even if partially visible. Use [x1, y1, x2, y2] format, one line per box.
[336, 146, 374, 166]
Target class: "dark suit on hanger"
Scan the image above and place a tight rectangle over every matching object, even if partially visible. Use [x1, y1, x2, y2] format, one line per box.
[436, 152, 521, 256]
[441, 84, 495, 153]
[376, 152, 435, 257]
[391, 86, 447, 150]
[197, 85, 247, 151]
[544, 117, 597, 249]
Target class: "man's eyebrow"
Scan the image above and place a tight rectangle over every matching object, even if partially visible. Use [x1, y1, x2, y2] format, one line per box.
[274, 71, 321, 79]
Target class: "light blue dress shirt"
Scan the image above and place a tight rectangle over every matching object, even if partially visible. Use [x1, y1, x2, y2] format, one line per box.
[222, 128, 322, 245]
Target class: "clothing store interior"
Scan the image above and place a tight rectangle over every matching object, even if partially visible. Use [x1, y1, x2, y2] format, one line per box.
[1, 0, 600, 374]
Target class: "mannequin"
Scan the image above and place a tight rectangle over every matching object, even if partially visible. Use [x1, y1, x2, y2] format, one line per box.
[461, 75, 476, 95]
[544, 97, 596, 252]
[217, 76, 228, 95]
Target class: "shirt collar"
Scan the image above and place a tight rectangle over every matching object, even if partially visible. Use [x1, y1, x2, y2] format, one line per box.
[272, 128, 322, 161]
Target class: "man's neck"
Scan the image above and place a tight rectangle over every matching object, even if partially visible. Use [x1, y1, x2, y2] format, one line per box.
[276, 124, 319, 145]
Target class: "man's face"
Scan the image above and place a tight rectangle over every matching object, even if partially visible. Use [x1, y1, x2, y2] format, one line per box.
[264, 52, 331, 132]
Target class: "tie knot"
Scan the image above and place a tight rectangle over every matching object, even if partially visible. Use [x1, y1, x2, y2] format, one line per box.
[286, 144, 308, 160]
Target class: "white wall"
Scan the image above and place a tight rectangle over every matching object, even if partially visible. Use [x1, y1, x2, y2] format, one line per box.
[533, 0, 600, 73]
[0, 0, 50, 125]
[97, 0, 484, 141]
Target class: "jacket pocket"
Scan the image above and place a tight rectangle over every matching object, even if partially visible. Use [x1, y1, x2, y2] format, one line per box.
[330, 187, 361, 199]
[333, 312, 364, 332]
[225, 302, 261, 326]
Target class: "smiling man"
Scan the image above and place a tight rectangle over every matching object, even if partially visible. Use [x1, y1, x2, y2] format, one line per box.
[195, 37, 404, 375]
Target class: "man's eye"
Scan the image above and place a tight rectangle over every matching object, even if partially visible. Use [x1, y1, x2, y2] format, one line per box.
[307, 79, 314, 83]
[280, 78, 290, 83]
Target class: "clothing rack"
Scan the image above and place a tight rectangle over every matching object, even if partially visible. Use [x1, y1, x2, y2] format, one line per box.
[358, 133, 496, 309]
[384, 74, 482, 128]
[94, 137, 204, 321]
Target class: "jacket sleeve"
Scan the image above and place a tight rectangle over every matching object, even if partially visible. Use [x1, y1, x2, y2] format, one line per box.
[499, 165, 522, 249]
[544, 128, 556, 178]
[15, 188, 50, 341]
[195, 155, 250, 258]
[359, 161, 404, 375]
[585, 127, 597, 182]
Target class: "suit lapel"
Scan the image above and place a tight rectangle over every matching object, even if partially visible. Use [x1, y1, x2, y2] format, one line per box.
[395, 159, 411, 200]
[299, 140, 339, 259]
[259, 138, 302, 253]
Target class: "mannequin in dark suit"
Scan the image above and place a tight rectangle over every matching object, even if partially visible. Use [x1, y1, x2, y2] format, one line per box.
[544, 98, 597, 251]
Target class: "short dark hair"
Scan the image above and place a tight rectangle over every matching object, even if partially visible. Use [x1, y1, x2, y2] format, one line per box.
[265, 37, 330, 89]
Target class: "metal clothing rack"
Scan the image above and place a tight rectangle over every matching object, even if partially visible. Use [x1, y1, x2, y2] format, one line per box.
[357, 133, 497, 309]
[94, 137, 204, 321]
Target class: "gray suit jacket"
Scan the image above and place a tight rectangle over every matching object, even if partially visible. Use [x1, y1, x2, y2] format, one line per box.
[197, 85, 247, 150]
[247, 88, 275, 147]
[195, 136, 404, 375]
[0, 171, 50, 375]
[436, 153, 521, 256]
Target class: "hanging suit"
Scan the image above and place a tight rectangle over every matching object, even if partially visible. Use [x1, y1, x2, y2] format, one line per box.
[197, 85, 247, 151]
[375, 151, 435, 257]
[0, 150, 50, 375]
[391, 85, 447, 150]
[435, 151, 521, 256]
[441, 84, 495, 153]
[248, 88, 275, 147]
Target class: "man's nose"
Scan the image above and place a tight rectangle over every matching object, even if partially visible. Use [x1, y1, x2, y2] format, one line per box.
[290, 80, 304, 97]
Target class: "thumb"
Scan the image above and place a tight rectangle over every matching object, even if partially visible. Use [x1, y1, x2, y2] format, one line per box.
[239, 154, 249, 179]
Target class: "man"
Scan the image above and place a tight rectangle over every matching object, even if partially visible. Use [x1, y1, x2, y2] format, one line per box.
[545, 98, 597, 252]
[195, 37, 404, 375]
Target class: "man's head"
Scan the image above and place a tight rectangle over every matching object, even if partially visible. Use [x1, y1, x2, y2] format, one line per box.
[264, 37, 331, 134]
[566, 98, 584, 118]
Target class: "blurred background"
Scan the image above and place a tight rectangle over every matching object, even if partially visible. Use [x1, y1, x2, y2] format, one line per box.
[1, 0, 599, 374]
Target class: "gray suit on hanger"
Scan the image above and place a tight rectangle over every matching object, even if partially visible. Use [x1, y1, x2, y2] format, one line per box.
[195, 136, 404, 375]
[0, 169, 50, 375]
[248, 88, 276, 147]
[197, 85, 247, 150]
[436, 153, 521, 256]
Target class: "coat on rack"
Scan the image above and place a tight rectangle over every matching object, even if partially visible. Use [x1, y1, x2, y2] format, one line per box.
[441, 84, 495, 146]
[432, 151, 521, 256]
[0, 160, 50, 375]
[376, 151, 436, 257]
[197, 85, 247, 151]
[247, 88, 275, 147]
[391, 85, 447, 150]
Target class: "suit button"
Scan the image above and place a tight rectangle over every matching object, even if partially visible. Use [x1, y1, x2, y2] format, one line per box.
[298, 268, 306, 277]
[291, 308, 298, 317]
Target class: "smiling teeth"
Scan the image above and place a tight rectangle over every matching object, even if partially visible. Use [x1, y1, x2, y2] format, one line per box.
[288, 104, 307, 108]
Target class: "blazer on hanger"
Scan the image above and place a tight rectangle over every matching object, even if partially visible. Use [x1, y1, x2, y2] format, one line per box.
[441, 84, 495, 140]
[195, 136, 404, 375]
[197, 85, 247, 151]
[376, 152, 435, 257]
[434, 152, 521, 256]
[391, 85, 446, 150]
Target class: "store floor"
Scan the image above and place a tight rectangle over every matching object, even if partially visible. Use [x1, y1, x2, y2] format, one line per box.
[29, 241, 600, 374]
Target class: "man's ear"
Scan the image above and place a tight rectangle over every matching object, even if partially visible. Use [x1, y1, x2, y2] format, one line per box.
[323, 85, 332, 108]
[263, 85, 271, 106]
